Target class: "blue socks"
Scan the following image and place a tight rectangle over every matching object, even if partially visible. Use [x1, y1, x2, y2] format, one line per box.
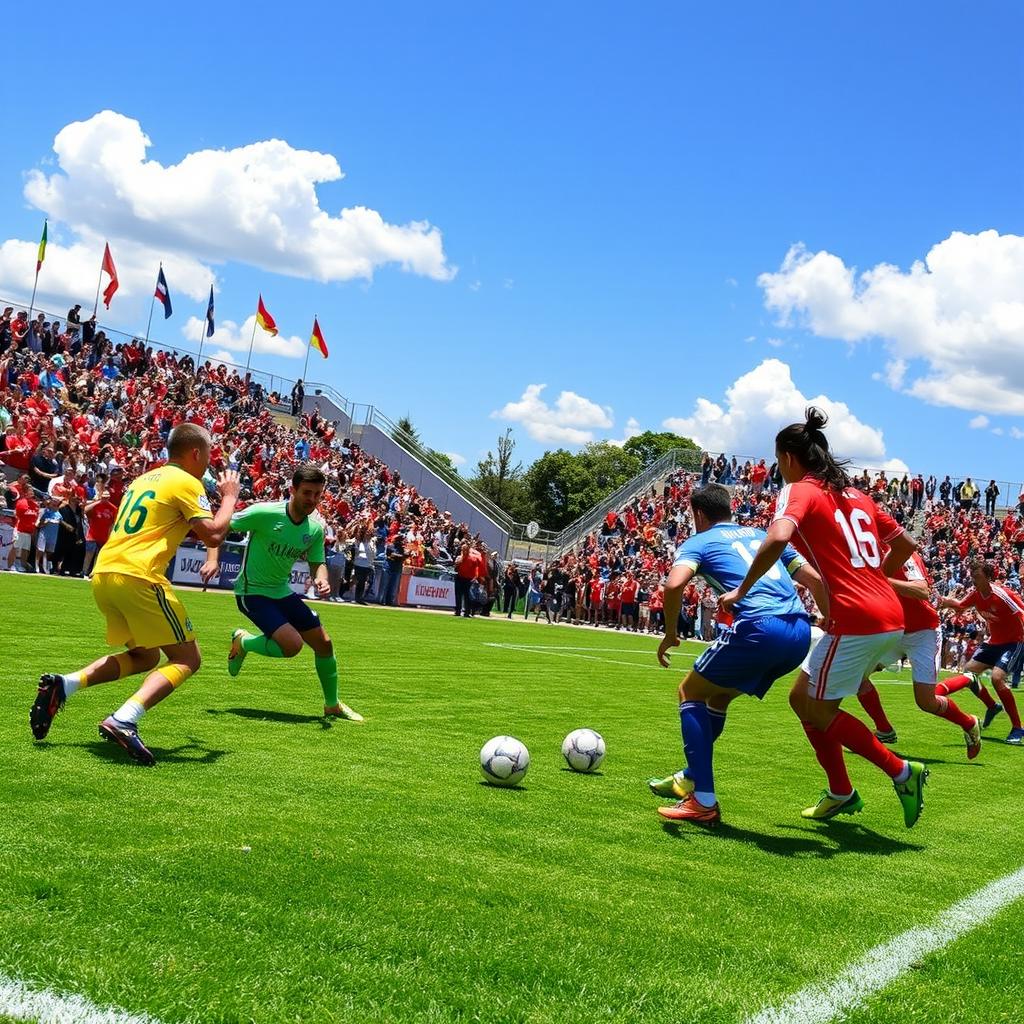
[680, 701, 716, 807]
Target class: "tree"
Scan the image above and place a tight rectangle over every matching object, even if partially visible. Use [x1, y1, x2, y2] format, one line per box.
[427, 450, 459, 476]
[623, 430, 699, 470]
[471, 429, 531, 521]
[393, 415, 420, 445]
[579, 441, 641, 492]
[523, 449, 599, 530]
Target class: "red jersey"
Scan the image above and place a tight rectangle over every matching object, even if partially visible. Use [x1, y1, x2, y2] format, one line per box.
[892, 552, 940, 633]
[14, 497, 39, 533]
[620, 579, 639, 604]
[774, 477, 904, 635]
[86, 500, 118, 544]
[960, 585, 1024, 645]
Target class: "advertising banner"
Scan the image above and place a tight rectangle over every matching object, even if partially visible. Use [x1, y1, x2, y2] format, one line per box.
[401, 573, 455, 609]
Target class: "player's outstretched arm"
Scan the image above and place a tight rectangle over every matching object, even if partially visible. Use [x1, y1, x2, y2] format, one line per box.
[190, 469, 241, 549]
[657, 563, 694, 667]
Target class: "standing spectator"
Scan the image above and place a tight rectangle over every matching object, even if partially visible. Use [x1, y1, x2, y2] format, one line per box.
[83, 487, 118, 577]
[620, 571, 639, 632]
[454, 540, 483, 617]
[350, 522, 377, 605]
[382, 532, 409, 607]
[290, 378, 305, 417]
[939, 475, 952, 507]
[11, 489, 40, 572]
[700, 587, 716, 640]
[985, 480, 1000, 516]
[35, 497, 63, 574]
[959, 477, 977, 511]
[55, 493, 86, 576]
[911, 474, 924, 512]
[29, 443, 60, 493]
[502, 563, 521, 618]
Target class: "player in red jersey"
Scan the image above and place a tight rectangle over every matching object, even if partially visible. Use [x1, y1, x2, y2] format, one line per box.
[720, 408, 928, 827]
[860, 551, 982, 757]
[937, 560, 1024, 745]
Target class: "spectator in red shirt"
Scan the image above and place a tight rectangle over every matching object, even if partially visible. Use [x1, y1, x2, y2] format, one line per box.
[83, 487, 118, 577]
[11, 492, 39, 572]
[454, 540, 484, 618]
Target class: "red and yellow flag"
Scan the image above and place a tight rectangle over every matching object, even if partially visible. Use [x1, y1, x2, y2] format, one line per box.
[36, 221, 47, 274]
[310, 317, 328, 359]
[255, 294, 278, 336]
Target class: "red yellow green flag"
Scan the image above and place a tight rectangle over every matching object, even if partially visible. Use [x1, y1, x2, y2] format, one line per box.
[36, 221, 47, 273]
[255, 294, 278, 336]
[310, 317, 328, 359]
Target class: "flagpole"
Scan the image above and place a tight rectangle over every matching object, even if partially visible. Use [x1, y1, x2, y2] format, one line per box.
[27, 267, 40, 326]
[92, 259, 103, 318]
[245, 315, 258, 373]
[144, 265, 158, 347]
[302, 315, 315, 384]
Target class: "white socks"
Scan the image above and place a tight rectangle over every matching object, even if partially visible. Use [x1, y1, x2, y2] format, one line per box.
[112, 698, 145, 726]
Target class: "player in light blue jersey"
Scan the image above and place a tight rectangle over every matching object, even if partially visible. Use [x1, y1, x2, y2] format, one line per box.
[650, 483, 826, 826]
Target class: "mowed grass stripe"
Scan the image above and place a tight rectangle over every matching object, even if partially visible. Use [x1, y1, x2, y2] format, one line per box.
[2, 575, 1023, 1024]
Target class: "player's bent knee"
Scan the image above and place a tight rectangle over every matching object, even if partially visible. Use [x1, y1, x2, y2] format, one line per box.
[160, 662, 194, 690]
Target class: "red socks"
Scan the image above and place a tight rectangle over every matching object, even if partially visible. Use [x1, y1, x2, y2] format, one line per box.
[801, 722, 852, 796]
[933, 694, 975, 731]
[995, 686, 1023, 729]
[857, 683, 893, 733]
[937, 674, 972, 695]
[825, 710, 905, 779]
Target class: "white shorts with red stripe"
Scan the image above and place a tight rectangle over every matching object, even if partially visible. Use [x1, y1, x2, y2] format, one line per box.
[900, 628, 940, 685]
[807, 629, 904, 700]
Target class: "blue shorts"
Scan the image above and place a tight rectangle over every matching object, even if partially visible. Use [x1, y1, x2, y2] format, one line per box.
[694, 614, 811, 699]
[972, 641, 1021, 671]
[236, 593, 320, 636]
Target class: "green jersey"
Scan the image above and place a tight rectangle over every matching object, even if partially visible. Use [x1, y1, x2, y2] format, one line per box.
[231, 501, 326, 598]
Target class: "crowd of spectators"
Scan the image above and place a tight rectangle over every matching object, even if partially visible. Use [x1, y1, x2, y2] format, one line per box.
[0, 303, 497, 607]
[4, 301, 1024, 658]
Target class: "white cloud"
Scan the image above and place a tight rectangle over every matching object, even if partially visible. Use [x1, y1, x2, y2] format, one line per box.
[445, 452, 467, 467]
[1012, 427, 1024, 440]
[992, 427, 1005, 436]
[182, 315, 305, 359]
[662, 358, 907, 472]
[0, 110, 454, 317]
[468, 280, 481, 292]
[607, 416, 643, 449]
[969, 414, 990, 430]
[492, 383, 614, 446]
[765, 337, 785, 349]
[758, 231, 1024, 414]
[206, 349, 237, 365]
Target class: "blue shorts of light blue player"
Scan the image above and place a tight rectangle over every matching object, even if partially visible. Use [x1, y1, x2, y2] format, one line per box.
[693, 613, 811, 699]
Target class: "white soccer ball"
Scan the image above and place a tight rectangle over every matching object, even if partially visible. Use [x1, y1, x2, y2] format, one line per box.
[561, 728, 606, 773]
[480, 735, 530, 787]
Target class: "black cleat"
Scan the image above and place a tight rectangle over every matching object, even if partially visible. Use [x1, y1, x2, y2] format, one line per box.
[31, 674, 67, 740]
[98, 716, 156, 766]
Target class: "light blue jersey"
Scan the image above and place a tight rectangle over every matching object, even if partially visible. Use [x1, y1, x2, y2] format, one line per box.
[674, 522, 807, 622]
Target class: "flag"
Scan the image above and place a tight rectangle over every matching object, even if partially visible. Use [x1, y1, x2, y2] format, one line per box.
[255, 294, 277, 336]
[310, 317, 328, 359]
[205, 286, 215, 337]
[36, 221, 47, 274]
[154, 266, 172, 319]
[101, 243, 119, 308]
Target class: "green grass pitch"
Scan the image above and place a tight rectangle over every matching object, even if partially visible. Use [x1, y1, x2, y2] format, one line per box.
[2, 574, 1023, 1024]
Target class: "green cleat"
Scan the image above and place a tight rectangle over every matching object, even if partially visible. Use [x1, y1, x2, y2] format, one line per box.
[228, 629, 249, 678]
[893, 761, 928, 828]
[647, 772, 694, 798]
[801, 789, 864, 820]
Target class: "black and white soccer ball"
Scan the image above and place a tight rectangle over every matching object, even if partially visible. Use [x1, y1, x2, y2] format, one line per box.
[561, 728, 606, 773]
[480, 735, 530, 787]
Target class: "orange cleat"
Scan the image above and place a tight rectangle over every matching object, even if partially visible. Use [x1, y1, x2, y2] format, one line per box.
[657, 794, 721, 826]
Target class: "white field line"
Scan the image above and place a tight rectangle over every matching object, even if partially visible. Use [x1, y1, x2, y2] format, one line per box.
[0, 975, 162, 1024]
[744, 863, 1024, 1024]
[482, 642, 687, 672]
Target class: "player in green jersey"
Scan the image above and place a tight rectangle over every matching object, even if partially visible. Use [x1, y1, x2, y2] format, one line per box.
[201, 464, 363, 721]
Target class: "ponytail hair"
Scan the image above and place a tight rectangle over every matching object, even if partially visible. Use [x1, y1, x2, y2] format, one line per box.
[775, 406, 851, 491]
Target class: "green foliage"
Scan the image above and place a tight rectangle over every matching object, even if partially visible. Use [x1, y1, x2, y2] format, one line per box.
[470, 428, 531, 521]
[622, 430, 698, 469]
[393, 414, 420, 445]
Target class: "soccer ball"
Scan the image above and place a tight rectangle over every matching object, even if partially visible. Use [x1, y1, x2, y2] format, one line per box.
[480, 736, 530, 787]
[561, 728, 606, 773]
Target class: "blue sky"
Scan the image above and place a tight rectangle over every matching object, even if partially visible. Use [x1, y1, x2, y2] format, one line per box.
[3, 2, 1023, 483]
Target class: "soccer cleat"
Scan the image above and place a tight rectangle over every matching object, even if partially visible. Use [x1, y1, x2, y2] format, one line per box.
[982, 703, 1004, 730]
[325, 702, 364, 723]
[801, 790, 865, 820]
[874, 728, 898, 744]
[98, 716, 155, 766]
[657, 794, 721, 826]
[227, 629, 249, 678]
[30, 674, 68, 740]
[893, 761, 928, 828]
[647, 771, 694, 798]
[1006, 727, 1024, 746]
[965, 717, 982, 760]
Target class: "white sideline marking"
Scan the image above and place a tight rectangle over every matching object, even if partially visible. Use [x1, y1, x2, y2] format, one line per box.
[482, 642, 681, 672]
[0, 974, 162, 1023]
[744, 864, 1024, 1024]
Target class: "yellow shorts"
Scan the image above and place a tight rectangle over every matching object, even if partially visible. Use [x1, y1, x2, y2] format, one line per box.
[91, 572, 196, 650]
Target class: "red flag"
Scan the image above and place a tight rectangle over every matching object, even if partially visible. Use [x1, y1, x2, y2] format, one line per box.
[255, 294, 278, 336]
[101, 243, 119, 308]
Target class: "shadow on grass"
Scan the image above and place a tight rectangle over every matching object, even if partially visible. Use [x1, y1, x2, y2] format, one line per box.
[662, 818, 925, 858]
[558, 767, 606, 777]
[478, 781, 527, 792]
[71, 738, 229, 766]
[206, 707, 332, 728]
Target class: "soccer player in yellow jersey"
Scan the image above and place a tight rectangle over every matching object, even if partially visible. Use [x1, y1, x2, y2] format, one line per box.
[30, 424, 240, 765]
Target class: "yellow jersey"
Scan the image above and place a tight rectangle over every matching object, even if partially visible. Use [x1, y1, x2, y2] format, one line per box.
[95, 464, 213, 584]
